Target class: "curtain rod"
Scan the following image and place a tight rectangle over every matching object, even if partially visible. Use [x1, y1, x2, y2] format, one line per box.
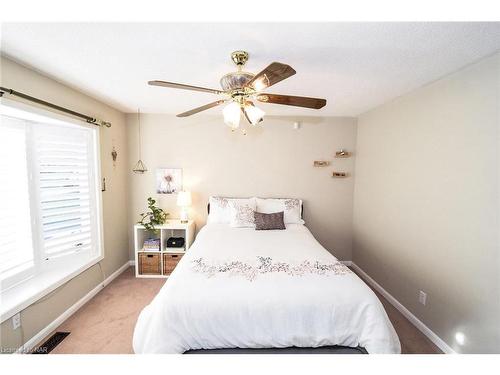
[0, 86, 111, 128]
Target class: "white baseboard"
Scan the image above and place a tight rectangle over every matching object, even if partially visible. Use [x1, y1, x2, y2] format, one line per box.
[17, 261, 132, 354]
[350, 262, 455, 354]
[129, 260, 136, 266]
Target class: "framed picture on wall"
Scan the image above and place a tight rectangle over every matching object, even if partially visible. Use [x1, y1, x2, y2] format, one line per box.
[156, 168, 182, 194]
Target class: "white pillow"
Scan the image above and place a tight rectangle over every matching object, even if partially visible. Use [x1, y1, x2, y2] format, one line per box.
[207, 196, 231, 223]
[208, 196, 256, 224]
[228, 199, 256, 228]
[256, 198, 304, 224]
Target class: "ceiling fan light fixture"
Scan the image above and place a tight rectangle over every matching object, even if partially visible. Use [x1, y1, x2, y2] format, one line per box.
[252, 76, 269, 92]
[244, 104, 265, 125]
[223, 101, 241, 129]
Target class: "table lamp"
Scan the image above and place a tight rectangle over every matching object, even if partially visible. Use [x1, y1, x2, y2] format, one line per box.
[177, 191, 192, 223]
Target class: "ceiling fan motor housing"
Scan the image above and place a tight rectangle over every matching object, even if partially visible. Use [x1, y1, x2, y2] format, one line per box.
[220, 50, 255, 91]
[220, 72, 255, 91]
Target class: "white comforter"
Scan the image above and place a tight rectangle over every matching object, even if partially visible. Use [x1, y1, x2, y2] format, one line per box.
[133, 224, 401, 354]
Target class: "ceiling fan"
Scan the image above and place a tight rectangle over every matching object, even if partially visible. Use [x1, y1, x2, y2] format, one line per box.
[148, 51, 327, 130]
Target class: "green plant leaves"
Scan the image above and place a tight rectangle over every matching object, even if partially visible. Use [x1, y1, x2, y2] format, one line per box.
[138, 196, 169, 232]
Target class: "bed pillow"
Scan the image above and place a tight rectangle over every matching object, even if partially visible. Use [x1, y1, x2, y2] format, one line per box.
[207, 196, 231, 223]
[254, 211, 286, 230]
[208, 197, 256, 224]
[228, 199, 256, 228]
[255, 198, 304, 224]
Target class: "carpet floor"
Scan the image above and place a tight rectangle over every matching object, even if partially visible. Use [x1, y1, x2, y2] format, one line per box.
[49, 266, 441, 354]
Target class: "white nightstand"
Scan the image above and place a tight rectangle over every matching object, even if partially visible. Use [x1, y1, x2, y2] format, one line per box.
[134, 219, 195, 278]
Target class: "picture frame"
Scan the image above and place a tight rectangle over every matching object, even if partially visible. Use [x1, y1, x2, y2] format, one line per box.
[156, 168, 182, 194]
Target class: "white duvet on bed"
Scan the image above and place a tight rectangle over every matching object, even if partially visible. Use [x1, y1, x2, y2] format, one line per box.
[133, 224, 401, 354]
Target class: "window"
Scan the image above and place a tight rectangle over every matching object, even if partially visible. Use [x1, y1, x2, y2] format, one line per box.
[0, 101, 103, 317]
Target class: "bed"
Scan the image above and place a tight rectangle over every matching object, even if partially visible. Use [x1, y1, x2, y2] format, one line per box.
[133, 198, 401, 354]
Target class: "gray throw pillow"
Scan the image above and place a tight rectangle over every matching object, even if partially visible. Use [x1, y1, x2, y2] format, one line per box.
[254, 211, 286, 230]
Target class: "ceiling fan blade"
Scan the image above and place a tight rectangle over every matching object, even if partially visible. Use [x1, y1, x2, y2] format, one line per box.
[176, 100, 226, 117]
[247, 62, 296, 91]
[256, 93, 326, 109]
[148, 80, 223, 95]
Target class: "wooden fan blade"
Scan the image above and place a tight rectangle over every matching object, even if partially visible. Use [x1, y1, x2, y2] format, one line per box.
[247, 62, 296, 91]
[256, 94, 326, 109]
[148, 80, 223, 95]
[176, 100, 226, 117]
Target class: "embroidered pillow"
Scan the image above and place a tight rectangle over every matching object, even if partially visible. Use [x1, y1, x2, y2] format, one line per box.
[254, 211, 286, 230]
[228, 199, 256, 228]
[255, 198, 304, 224]
[208, 197, 256, 224]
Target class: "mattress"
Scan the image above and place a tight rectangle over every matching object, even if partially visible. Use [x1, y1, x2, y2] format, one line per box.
[133, 223, 401, 354]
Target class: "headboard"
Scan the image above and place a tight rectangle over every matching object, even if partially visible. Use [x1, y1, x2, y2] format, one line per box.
[207, 201, 304, 219]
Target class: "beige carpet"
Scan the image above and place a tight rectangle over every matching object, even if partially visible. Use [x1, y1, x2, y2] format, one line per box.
[49, 266, 441, 354]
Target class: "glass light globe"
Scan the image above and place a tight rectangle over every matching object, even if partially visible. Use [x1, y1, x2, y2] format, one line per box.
[223, 102, 241, 129]
[244, 104, 265, 125]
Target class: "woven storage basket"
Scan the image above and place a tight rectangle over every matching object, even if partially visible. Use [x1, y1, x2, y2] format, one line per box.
[163, 253, 183, 275]
[139, 253, 161, 275]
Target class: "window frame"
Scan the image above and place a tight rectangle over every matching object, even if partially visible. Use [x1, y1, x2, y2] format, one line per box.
[0, 98, 104, 323]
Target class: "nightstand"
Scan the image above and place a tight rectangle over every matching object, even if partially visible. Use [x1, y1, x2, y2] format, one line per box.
[134, 220, 195, 278]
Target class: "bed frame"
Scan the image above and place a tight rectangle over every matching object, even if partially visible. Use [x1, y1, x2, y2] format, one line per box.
[186, 346, 367, 354]
[199, 201, 365, 355]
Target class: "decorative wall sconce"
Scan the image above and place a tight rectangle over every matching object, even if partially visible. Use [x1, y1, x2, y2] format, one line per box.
[313, 160, 330, 167]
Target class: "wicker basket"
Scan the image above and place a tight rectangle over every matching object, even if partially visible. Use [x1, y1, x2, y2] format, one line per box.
[138, 253, 161, 275]
[163, 253, 184, 275]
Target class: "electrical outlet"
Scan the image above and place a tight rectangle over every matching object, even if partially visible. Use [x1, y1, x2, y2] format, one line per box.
[419, 291, 427, 305]
[12, 313, 21, 330]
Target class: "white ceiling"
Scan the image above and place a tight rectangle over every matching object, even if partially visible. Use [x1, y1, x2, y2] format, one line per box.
[1, 22, 500, 116]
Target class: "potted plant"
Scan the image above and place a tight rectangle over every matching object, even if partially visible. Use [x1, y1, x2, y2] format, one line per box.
[138, 197, 169, 235]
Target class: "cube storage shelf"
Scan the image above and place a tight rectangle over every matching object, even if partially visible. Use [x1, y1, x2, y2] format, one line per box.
[134, 220, 195, 278]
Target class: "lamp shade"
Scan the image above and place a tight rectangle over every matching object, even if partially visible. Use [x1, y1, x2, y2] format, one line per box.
[176, 191, 192, 207]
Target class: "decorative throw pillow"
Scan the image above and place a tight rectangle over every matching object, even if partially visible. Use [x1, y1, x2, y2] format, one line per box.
[255, 198, 304, 224]
[228, 199, 256, 228]
[254, 211, 286, 230]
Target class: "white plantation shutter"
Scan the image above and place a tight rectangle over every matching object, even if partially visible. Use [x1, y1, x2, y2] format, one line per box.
[34, 126, 96, 260]
[0, 106, 102, 293]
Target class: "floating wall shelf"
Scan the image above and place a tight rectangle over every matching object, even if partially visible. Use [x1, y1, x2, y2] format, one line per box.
[313, 160, 330, 167]
[332, 172, 348, 178]
[335, 149, 351, 158]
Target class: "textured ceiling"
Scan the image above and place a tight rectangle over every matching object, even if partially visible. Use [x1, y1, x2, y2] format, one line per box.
[1, 22, 500, 116]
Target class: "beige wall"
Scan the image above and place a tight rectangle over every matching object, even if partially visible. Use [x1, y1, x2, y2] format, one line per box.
[0, 57, 130, 351]
[353, 53, 500, 353]
[126, 114, 357, 261]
